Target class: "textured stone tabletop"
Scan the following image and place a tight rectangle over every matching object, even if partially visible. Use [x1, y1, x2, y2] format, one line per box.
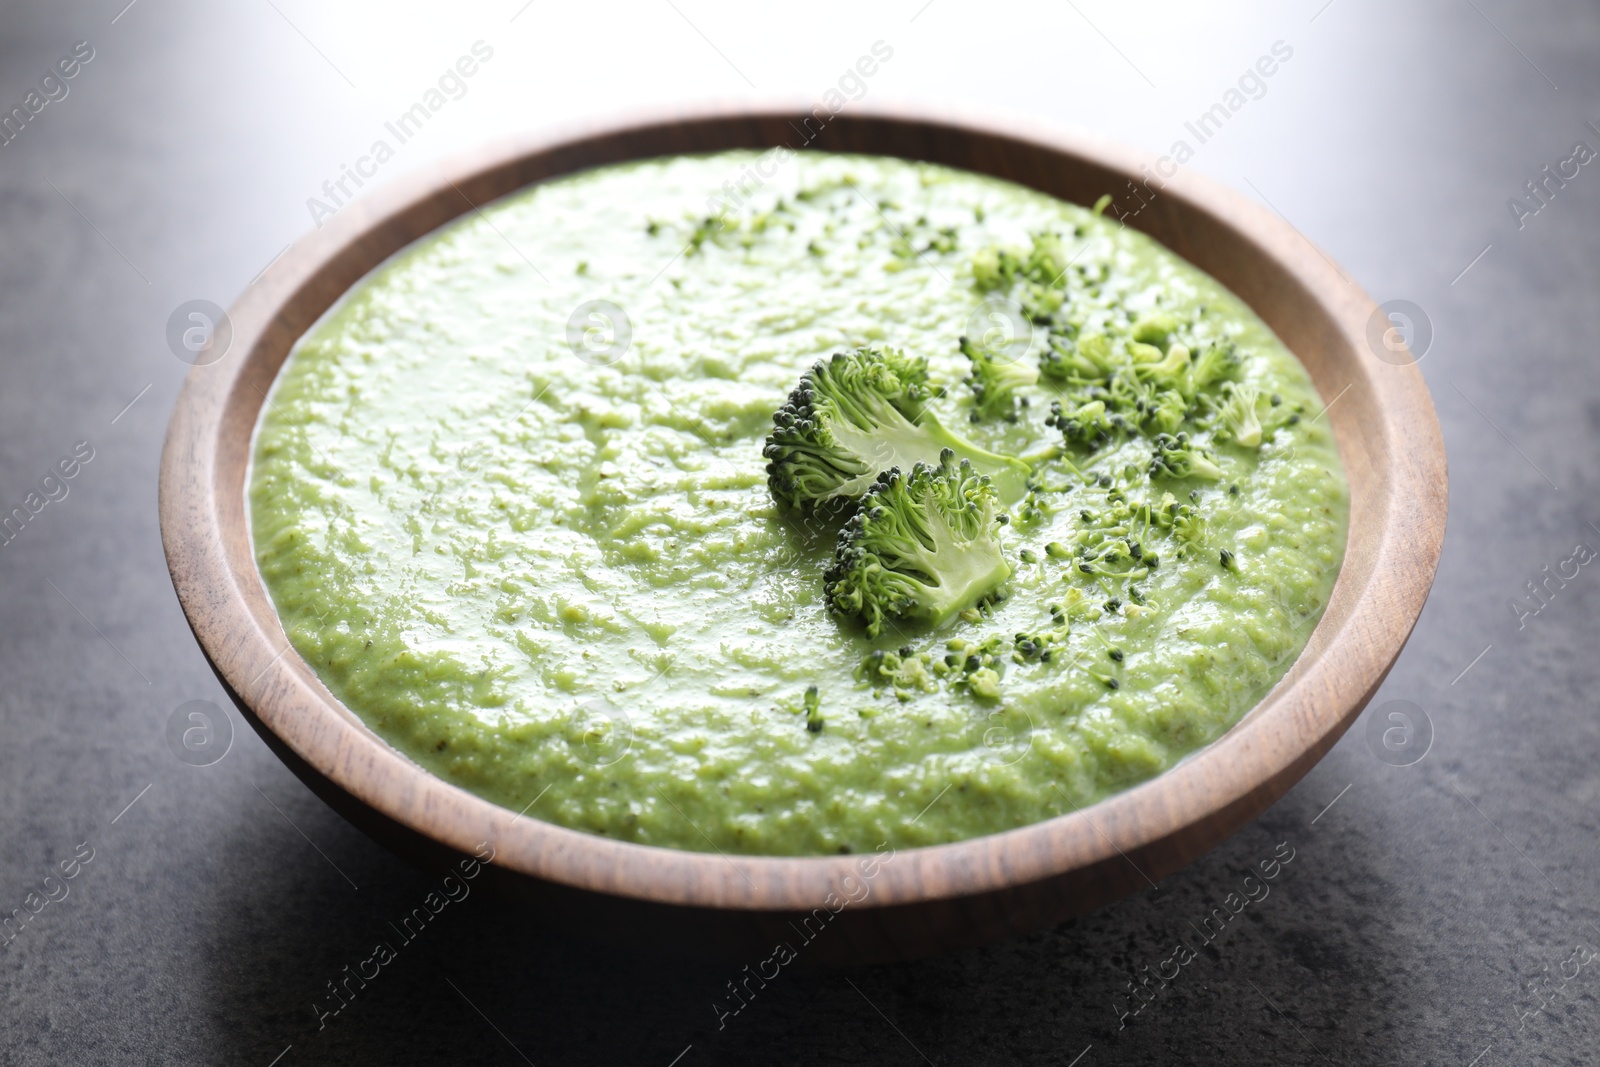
[1, 1, 1596, 1064]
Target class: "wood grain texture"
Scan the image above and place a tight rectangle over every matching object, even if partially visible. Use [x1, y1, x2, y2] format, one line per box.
[157, 103, 1447, 964]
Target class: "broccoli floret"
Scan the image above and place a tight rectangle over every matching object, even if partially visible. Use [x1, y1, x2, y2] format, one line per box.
[824, 451, 1013, 637]
[1172, 507, 1205, 546]
[1186, 343, 1241, 396]
[1046, 397, 1122, 447]
[1217, 382, 1264, 448]
[856, 647, 939, 699]
[1020, 283, 1065, 322]
[1127, 340, 1165, 365]
[971, 245, 1025, 292]
[764, 347, 1031, 510]
[1149, 432, 1225, 481]
[961, 335, 1039, 421]
[1013, 468, 1078, 527]
[1134, 342, 1191, 390]
[1026, 232, 1069, 281]
[1131, 312, 1181, 348]
[943, 634, 1010, 697]
[1072, 529, 1153, 585]
[967, 666, 1002, 700]
[1151, 491, 1207, 552]
[1144, 388, 1188, 434]
[972, 232, 1070, 295]
[1040, 333, 1119, 382]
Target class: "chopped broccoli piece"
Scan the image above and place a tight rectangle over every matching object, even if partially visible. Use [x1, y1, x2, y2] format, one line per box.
[971, 245, 1024, 292]
[1019, 283, 1064, 322]
[764, 347, 1031, 510]
[1149, 432, 1225, 481]
[1131, 312, 1180, 348]
[1041, 337, 1194, 445]
[967, 666, 1002, 700]
[803, 685, 823, 732]
[1040, 333, 1119, 382]
[972, 231, 1071, 295]
[939, 634, 1010, 696]
[1134, 342, 1191, 389]
[1046, 397, 1122, 447]
[1074, 533, 1152, 582]
[857, 647, 939, 699]
[684, 213, 729, 255]
[824, 451, 1013, 637]
[1026, 231, 1069, 281]
[1151, 491, 1207, 552]
[1127, 340, 1165, 364]
[961, 335, 1039, 421]
[1217, 382, 1264, 447]
[1186, 343, 1241, 396]
[1144, 388, 1189, 434]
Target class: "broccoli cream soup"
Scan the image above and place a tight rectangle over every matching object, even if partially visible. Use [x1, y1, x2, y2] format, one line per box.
[251, 152, 1346, 856]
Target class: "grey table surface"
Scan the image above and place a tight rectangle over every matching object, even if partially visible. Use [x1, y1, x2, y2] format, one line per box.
[1, 0, 1596, 1064]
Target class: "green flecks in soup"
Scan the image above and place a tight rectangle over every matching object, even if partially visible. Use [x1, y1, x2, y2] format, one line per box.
[250, 152, 1346, 857]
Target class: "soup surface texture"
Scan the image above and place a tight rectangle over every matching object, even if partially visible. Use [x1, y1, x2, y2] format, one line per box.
[251, 151, 1347, 856]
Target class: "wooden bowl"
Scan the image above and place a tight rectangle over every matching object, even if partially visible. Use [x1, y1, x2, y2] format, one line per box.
[159, 103, 1445, 964]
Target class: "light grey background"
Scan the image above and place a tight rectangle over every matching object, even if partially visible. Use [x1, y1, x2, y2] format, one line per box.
[1, 1, 1596, 1064]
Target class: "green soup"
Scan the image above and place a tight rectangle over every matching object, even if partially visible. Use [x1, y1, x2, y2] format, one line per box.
[250, 151, 1346, 856]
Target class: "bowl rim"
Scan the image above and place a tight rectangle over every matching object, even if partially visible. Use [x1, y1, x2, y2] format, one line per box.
[158, 100, 1446, 914]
